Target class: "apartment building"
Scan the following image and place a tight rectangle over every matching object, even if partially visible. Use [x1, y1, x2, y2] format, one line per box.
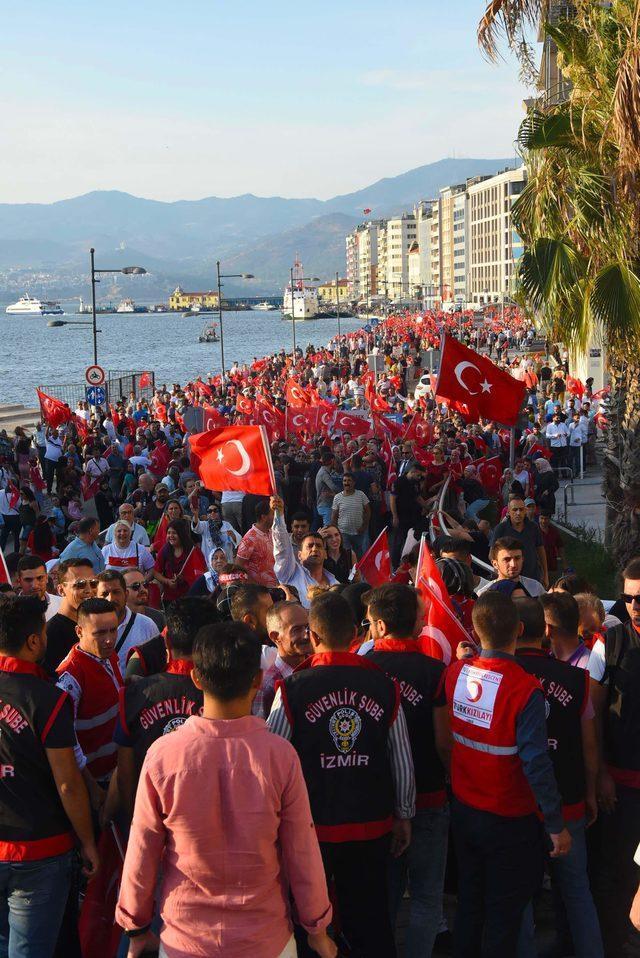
[467, 166, 526, 304]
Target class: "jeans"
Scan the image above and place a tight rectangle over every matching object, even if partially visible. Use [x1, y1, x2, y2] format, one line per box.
[0, 850, 73, 958]
[569, 445, 582, 478]
[518, 817, 603, 958]
[316, 503, 333, 529]
[389, 805, 450, 957]
[464, 499, 491, 522]
[161, 938, 298, 958]
[340, 531, 365, 558]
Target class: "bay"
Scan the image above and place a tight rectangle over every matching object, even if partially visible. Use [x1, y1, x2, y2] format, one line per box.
[0, 306, 363, 405]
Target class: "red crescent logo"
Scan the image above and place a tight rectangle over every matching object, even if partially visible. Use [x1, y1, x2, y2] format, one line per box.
[466, 680, 482, 703]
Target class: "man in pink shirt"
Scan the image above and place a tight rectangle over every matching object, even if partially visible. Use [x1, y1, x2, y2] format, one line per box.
[235, 499, 279, 587]
[116, 621, 335, 958]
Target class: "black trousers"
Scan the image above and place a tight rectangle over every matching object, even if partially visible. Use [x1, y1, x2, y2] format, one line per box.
[295, 835, 396, 958]
[451, 798, 544, 958]
[44, 457, 58, 493]
[0, 514, 21, 553]
[592, 784, 640, 956]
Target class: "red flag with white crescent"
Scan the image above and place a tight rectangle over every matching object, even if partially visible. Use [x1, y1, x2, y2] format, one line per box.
[435, 335, 526, 426]
[36, 389, 72, 429]
[189, 425, 276, 495]
[139, 371, 151, 388]
[203, 406, 229, 430]
[332, 411, 371, 438]
[476, 455, 503, 496]
[0, 544, 10, 585]
[285, 380, 311, 408]
[287, 407, 320, 436]
[415, 535, 472, 664]
[254, 397, 286, 442]
[356, 528, 391, 587]
[236, 395, 255, 417]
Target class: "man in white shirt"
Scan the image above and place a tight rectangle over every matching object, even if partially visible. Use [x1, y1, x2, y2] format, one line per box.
[44, 427, 64, 493]
[568, 412, 587, 478]
[104, 503, 150, 546]
[545, 413, 570, 469]
[96, 570, 159, 673]
[0, 486, 21, 552]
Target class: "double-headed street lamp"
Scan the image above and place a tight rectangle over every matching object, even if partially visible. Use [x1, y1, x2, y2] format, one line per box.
[47, 248, 146, 365]
[216, 261, 254, 379]
[288, 266, 320, 358]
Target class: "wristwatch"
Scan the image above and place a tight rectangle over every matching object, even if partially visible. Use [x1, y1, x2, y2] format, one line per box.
[125, 925, 151, 939]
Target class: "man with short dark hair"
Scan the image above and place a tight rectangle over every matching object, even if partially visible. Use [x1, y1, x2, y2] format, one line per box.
[445, 591, 570, 956]
[230, 583, 274, 642]
[116, 621, 335, 958]
[0, 596, 98, 957]
[59, 517, 105, 572]
[16, 554, 61, 620]
[235, 498, 278, 587]
[45, 559, 98, 674]
[477, 537, 547, 598]
[589, 556, 640, 952]
[122, 567, 166, 632]
[490, 496, 548, 587]
[365, 583, 451, 955]
[254, 601, 310, 719]
[56, 597, 122, 795]
[290, 511, 312, 557]
[268, 591, 415, 958]
[540, 591, 590, 668]
[331, 473, 370, 557]
[96, 570, 159, 673]
[271, 496, 337, 608]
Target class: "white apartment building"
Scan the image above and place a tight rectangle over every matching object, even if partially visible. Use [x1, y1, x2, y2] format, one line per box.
[345, 232, 359, 300]
[467, 166, 526, 304]
[345, 221, 382, 302]
[376, 214, 417, 302]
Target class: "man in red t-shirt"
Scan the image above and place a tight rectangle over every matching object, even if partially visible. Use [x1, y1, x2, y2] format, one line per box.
[539, 511, 563, 576]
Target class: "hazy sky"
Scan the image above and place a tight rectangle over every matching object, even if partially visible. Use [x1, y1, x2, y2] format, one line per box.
[3, 0, 527, 204]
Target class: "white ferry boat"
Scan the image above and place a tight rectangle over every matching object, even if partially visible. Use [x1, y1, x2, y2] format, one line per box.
[6, 294, 63, 315]
[282, 259, 318, 320]
[116, 299, 136, 313]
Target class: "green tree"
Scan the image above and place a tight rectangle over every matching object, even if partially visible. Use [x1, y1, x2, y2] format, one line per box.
[479, 0, 640, 564]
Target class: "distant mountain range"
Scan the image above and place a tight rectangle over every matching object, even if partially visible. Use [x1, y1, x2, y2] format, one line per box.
[0, 157, 519, 298]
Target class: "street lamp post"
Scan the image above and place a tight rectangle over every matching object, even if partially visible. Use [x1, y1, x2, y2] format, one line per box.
[90, 247, 147, 365]
[216, 262, 254, 379]
[288, 267, 319, 359]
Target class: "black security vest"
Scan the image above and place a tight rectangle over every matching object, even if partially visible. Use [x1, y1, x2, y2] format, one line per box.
[517, 648, 587, 813]
[367, 640, 446, 807]
[120, 660, 203, 771]
[281, 651, 398, 842]
[603, 621, 640, 779]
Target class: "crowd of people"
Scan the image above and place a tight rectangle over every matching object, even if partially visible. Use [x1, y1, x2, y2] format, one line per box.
[0, 307, 635, 958]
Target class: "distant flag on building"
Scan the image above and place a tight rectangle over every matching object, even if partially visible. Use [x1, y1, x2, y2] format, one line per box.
[139, 371, 151, 388]
[363, 208, 372, 215]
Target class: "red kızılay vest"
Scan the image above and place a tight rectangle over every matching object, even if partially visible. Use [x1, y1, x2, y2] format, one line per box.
[56, 646, 123, 780]
[445, 655, 541, 818]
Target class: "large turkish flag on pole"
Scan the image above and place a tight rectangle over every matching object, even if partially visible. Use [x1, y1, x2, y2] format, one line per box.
[435, 335, 526, 426]
[189, 425, 276, 495]
[285, 380, 311, 408]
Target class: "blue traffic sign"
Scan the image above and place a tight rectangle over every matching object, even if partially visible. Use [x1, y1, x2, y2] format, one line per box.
[86, 386, 106, 406]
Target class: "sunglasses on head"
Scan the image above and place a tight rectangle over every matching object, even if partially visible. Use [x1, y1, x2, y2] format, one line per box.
[69, 578, 99, 590]
[622, 593, 640, 605]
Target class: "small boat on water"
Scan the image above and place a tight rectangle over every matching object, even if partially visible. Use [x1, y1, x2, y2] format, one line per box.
[6, 294, 63, 315]
[198, 321, 220, 342]
[116, 299, 147, 313]
[252, 301, 278, 311]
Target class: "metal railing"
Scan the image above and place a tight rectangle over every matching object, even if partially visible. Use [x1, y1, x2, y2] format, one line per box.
[38, 369, 155, 409]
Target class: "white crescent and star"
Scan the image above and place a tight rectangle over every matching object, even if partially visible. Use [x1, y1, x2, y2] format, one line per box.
[453, 361, 492, 396]
[216, 440, 251, 476]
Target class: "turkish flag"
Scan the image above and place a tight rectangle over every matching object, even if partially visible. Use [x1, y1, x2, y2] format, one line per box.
[149, 440, 171, 478]
[0, 545, 10, 585]
[415, 536, 472, 664]
[366, 381, 391, 413]
[79, 825, 124, 958]
[379, 434, 398, 485]
[372, 413, 404, 441]
[476, 455, 503, 496]
[109, 405, 120, 428]
[285, 380, 311, 408]
[402, 414, 433, 445]
[254, 398, 286, 442]
[435, 336, 526, 426]
[236, 395, 255, 418]
[36, 389, 71, 429]
[190, 425, 276, 495]
[195, 380, 213, 399]
[80, 474, 101, 501]
[203, 405, 229, 430]
[528, 440, 551, 460]
[357, 529, 391, 586]
[566, 376, 585, 398]
[287, 406, 319, 436]
[317, 406, 336, 435]
[139, 371, 151, 389]
[154, 402, 168, 424]
[73, 414, 90, 440]
[332, 410, 371, 437]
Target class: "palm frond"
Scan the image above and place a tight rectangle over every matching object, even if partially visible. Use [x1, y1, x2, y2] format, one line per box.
[478, 0, 547, 60]
[589, 261, 640, 347]
[517, 237, 586, 309]
[518, 108, 579, 151]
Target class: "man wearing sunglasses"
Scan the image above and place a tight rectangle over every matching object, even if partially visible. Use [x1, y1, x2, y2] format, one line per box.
[44, 559, 98, 675]
[589, 556, 640, 953]
[123, 567, 166, 632]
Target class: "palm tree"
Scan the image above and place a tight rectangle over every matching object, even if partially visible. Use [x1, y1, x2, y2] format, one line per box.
[477, 0, 640, 564]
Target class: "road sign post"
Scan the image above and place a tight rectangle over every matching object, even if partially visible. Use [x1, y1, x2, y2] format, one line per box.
[85, 365, 105, 387]
[85, 386, 106, 407]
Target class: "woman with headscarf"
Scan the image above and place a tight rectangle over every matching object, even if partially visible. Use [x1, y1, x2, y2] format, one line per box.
[152, 517, 207, 604]
[187, 548, 228, 597]
[190, 500, 240, 567]
[534, 456, 559, 514]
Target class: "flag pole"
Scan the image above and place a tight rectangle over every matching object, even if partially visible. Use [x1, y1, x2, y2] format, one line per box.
[509, 427, 516, 470]
[259, 425, 278, 495]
